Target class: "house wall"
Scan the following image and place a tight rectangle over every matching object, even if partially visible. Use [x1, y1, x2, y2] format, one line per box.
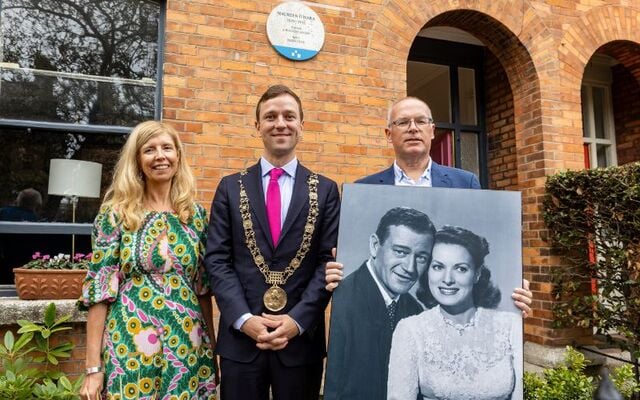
[163, 0, 640, 346]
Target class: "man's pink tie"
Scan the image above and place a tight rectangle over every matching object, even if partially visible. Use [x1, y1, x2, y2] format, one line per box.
[266, 168, 285, 246]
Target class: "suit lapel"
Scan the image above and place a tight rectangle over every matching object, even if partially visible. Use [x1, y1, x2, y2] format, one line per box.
[431, 161, 452, 188]
[379, 166, 395, 185]
[241, 162, 273, 245]
[359, 265, 388, 329]
[279, 163, 310, 244]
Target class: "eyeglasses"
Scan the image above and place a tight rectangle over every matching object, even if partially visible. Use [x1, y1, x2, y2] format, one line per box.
[390, 117, 434, 129]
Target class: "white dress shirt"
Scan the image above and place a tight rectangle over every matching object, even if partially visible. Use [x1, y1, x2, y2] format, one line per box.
[393, 158, 432, 187]
[366, 259, 398, 307]
[260, 157, 297, 228]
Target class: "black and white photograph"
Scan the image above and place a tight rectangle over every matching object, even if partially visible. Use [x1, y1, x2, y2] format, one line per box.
[325, 183, 523, 400]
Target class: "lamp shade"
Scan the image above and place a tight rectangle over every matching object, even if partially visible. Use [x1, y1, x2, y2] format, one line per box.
[48, 159, 102, 198]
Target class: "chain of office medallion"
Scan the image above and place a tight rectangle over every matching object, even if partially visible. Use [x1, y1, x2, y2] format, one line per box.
[238, 171, 319, 285]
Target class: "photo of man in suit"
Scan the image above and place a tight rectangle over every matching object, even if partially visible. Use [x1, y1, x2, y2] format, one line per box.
[325, 207, 436, 400]
[205, 85, 340, 400]
[323, 97, 532, 400]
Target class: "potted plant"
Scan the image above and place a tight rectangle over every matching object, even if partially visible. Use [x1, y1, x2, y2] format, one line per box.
[13, 252, 91, 300]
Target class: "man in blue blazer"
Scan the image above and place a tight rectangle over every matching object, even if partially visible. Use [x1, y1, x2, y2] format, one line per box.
[357, 96, 480, 189]
[323, 97, 532, 400]
[206, 85, 340, 400]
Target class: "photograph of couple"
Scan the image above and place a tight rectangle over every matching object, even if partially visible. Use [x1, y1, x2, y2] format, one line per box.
[325, 184, 523, 400]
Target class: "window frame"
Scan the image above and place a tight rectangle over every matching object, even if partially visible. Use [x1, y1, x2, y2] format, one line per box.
[408, 37, 488, 187]
[581, 81, 618, 169]
[0, 0, 166, 295]
[0, 0, 166, 131]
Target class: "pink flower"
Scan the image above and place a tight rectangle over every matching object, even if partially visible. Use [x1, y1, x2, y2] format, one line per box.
[32, 252, 41, 260]
[189, 322, 203, 347]
[42, 255, 50, 260]
[133, 327, 162, 356]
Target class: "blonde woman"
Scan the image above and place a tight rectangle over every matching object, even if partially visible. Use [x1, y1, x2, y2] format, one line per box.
[78, 121, 217, 399]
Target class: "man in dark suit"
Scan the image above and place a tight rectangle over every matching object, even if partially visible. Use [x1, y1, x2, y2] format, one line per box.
[324, 207, 435, 400]
[323, 96, 532, 400]
[205, 85, 340, 400]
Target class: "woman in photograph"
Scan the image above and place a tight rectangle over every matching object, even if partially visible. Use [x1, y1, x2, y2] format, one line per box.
[78, 121, 217, 399]
[387, 225, 521, 400]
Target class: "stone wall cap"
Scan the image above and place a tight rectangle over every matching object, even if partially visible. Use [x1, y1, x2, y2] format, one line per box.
[0, 298, 86, 326]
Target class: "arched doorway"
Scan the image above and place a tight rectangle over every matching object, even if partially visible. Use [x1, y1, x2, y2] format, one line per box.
[405, 11, 535, 193]
[581, 41, 640, 169]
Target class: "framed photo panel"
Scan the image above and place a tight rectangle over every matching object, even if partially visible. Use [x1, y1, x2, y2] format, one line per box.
[325, 183, 523, 400]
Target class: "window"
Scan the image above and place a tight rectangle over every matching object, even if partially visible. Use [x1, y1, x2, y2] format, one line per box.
[0, 0, 163, 290]
[581, 84, 617, 168]
[408, 37, 487, 185]
[0, 0, 162, 125]
[581, 56, 617, 169]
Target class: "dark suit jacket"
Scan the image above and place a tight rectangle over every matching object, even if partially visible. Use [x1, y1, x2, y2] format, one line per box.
[355, 161, 481, 189]
[324, 263, 423, 400]
[205, 162, 340, 367]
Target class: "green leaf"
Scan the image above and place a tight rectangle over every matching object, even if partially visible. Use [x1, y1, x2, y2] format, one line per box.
[3, 331, 14, 350]
[43, 303, 56, 327]
[52, 314, 72, 327]
[16, 325, 41, 334]
[46, 353, 58, 365]
[13, 332, 34, 352]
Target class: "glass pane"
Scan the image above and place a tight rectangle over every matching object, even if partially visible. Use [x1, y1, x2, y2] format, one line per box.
[592, 87, 606, 139]
[407, 61, 451, 123]
[460, 131, 480, 177]
[431, 129, 454, 167]
[596, 144, 610, 168]
[0, 127, 125, 223]
[581, 85, 590, 138]
[458, 67, 477, 125]
[0, 0, 160, 126]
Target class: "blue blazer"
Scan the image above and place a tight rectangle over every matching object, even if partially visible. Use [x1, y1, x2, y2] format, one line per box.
[205, 162, 340, 366]
[355, 161, 480, 188]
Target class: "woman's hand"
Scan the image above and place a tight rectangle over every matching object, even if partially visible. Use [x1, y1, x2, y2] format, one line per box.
[79, 372, 104, 400]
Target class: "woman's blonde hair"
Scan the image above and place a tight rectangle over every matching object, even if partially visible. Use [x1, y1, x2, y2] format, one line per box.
[103, 120, 197, 231]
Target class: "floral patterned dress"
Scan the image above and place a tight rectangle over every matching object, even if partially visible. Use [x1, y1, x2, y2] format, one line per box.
[79, 205, 217, 400]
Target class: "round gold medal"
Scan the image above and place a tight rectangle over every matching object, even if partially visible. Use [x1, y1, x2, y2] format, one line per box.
[263, 286, 287, 312]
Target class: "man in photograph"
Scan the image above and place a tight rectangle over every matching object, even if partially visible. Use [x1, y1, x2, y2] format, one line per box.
[205, 84, 340, 400]
[324, 207, 436, 400]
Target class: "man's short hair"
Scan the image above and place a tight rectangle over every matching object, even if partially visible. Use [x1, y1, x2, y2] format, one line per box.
[255, 84, 304, 122]
[17, 188, 42, 212]
[375, 207, 436, 244]
[386, 96, 432, 127]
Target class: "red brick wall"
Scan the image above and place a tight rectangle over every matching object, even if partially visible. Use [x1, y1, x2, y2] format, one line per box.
[162, 1, 640, 347]
[484, 51, 517, 190]
[0, 323, 86, 378]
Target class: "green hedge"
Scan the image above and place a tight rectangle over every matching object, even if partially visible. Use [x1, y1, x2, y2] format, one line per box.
[543, 163, 640, 391]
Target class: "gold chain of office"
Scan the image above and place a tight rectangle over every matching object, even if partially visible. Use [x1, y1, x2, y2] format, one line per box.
[238, 170, 319, 311]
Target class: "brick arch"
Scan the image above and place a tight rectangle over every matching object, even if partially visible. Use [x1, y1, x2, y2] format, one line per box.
[365, 2, 547, 187]
[365, 2, 557, 344]
[597, 40, 640, 83]
[596, 40, 640, 166]
[559, 6, 640, 99]
[366, 1, 538, 98]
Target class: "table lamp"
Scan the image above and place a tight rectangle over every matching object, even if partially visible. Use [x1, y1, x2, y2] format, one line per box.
[48, 159, 102, 259]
